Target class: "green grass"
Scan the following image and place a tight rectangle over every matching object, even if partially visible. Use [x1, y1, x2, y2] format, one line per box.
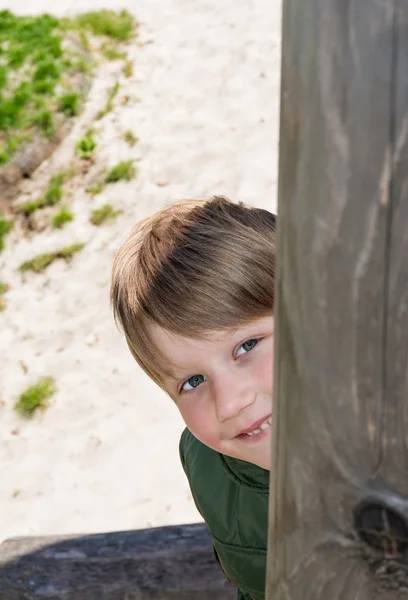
[96, 81, 120, 120]
[58, 91, 80, 116]
[72, 10, 136, 41]
[106, 159, 136, 183]
[123, 59, 134, 78]
[18, 242, 85, 273]
[122, 130, 138, 147]
[86, 181, 105, 196]
[14, 376, 56, 418]
[17, 171, 68, 215]
[0, 132, 32, 164]
[75, 130, 96, 159]
[30, 108, 55, 138]
[45, 172, 65, 204]
[0, 11, 87, 154]
[78, 30, 90, 52]
[52, 207, 74, 228]
[0, 280, 9, 311]
[90, 203, 123, 226]
[0, 9, 136, 166]
[0, 213, 14, 252]
[101, 42, 127, 61]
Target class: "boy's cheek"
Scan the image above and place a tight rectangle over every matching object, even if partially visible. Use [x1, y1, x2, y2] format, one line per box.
[254, 347, 274, 393]
[179, 405, 220, 448]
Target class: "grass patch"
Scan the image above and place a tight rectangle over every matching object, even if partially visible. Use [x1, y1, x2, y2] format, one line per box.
[106, 159, 136, 183]
[72, 10, 136, 41]
[52, 207, 74, 228]
[0, 11, 88, 155]
[101, 42, 127, 61]
[122, 130, 138, 146]
[0, 133, 31, 165]
[75, 129, 97, 159]
[57, 91, 80, 117]
[90, 203, 122, 225]
[0, 9, 136, 167]
[0, 213, 14, 252]
[17, 171, 68, 215]
[30, 108, 56, 138]
[86, 181, 105, 196]
[78, 30, 90, 52]
[18, 242, 85, 273]
[14, 376, 56, 418]
[0, 280, 9, 311]
[96, 81, 120, 120]
[123, 59, 134, 78]
[45, 172, 66, 204]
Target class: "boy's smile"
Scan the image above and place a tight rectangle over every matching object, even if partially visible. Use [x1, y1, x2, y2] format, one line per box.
[149, 315, 274, 470]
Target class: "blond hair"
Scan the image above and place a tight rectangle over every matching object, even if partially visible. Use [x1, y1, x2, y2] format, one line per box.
[110, 196, 276, 392]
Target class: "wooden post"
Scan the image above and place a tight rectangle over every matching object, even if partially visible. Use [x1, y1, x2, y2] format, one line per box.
[267, 1, 408, 598]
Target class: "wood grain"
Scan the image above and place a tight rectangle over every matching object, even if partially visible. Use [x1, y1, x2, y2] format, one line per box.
[267, 1, 408, 598]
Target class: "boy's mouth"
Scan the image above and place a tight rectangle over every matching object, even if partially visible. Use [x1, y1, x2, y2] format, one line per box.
[235, 415, 272, 439]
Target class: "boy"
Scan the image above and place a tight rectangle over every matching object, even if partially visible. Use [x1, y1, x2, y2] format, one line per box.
[110, 196, 275, 600]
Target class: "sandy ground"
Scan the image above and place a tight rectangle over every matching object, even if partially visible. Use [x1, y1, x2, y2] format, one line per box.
[0, 0, 281, 543]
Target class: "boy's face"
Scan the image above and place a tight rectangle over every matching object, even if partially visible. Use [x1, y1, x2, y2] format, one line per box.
[149, 315, 273, 470]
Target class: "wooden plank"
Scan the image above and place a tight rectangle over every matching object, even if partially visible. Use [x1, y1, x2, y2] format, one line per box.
[267, 0, 408, 598]
[0, 523, 234, 600]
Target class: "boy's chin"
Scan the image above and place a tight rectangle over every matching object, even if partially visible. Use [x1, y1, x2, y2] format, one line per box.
[227, 444, 271, 471]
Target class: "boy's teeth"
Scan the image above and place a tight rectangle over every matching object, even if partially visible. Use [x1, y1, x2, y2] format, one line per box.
[246, 417, 271, 436]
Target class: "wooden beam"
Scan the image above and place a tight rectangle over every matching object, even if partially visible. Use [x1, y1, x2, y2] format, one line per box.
[0, 523, 234, 599]
[267, 0, 408, 598]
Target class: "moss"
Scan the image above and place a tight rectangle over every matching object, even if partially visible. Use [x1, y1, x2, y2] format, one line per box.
[14, 376, 56, 418]
[105, 159, 136, 183]
[52, 207, 73, 228]
[18, 242, 85, 273]
[90, 203, 122, 225]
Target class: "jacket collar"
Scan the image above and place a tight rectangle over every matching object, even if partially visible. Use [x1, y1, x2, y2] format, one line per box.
[220, 454, 269, 492]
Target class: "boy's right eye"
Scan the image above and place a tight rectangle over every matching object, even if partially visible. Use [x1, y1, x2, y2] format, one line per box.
[182, 374, 207, 392]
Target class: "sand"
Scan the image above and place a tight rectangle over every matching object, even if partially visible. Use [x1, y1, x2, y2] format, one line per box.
[0, 0, 281, 543]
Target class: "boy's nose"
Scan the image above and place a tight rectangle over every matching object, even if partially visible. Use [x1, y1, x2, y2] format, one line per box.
[213, 376, 255, 423]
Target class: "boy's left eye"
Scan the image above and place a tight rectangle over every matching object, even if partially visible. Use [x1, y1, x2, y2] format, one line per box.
[236, 338, 259, 358]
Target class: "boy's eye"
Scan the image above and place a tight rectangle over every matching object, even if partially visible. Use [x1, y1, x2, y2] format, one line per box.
[236, 338, 259, 357]
[182, 374, 207, 392]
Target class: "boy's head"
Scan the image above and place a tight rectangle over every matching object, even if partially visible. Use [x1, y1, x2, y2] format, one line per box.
[111, 196, 276, 470]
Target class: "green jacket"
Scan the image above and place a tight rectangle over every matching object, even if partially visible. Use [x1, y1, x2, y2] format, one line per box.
[179, 428, 269, 600]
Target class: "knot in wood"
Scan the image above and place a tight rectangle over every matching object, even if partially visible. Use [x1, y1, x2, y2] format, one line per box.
[354, 496, 408, 556]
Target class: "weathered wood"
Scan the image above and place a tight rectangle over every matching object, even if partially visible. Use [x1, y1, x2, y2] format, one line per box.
[267, 1, 408, 599]
[0, 523, 234, 600]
